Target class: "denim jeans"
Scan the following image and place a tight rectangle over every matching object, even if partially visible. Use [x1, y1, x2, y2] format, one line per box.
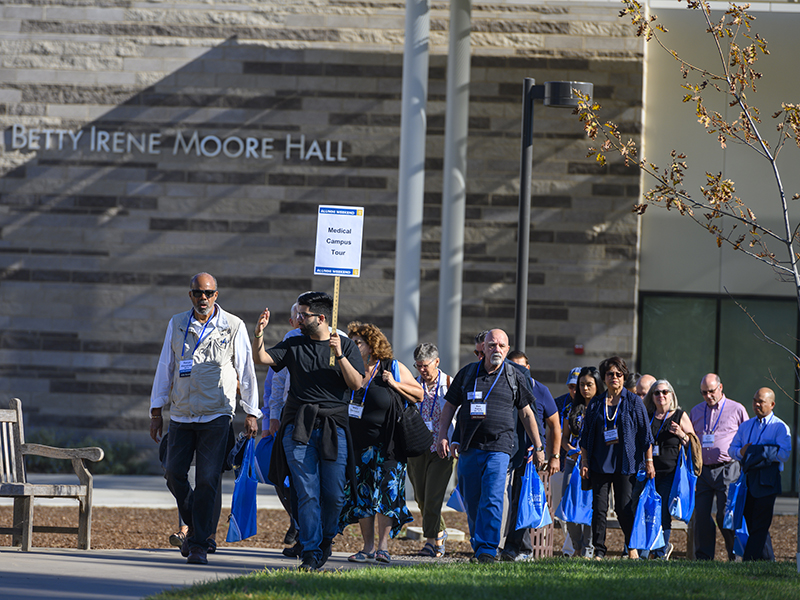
[282, 423, 347, 562]
[458, 448, 510, 558]
[164, 416, 231, 550]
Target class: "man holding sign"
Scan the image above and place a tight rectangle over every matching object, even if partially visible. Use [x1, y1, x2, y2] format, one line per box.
[253, 291, 364, 571]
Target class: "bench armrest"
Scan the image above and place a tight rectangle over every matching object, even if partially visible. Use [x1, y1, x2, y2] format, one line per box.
[21, 443, 104, 463]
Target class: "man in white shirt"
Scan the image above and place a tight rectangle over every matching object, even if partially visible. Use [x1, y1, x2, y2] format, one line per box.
[149, 272, 261, 565]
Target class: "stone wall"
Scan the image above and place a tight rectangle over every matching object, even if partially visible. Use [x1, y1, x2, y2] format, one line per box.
[0, 0, 642, 453]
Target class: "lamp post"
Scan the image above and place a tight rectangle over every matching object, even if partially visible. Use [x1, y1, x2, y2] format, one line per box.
[515, 78, 593, 352]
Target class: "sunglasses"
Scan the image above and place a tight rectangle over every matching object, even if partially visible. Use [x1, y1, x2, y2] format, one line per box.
[190, 289, 217, 298]
[605, 371, 624, 379]
[653, 389, 670, 396]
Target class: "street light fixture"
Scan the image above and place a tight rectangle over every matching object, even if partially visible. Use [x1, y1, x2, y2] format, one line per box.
[515, 78, 593, 352]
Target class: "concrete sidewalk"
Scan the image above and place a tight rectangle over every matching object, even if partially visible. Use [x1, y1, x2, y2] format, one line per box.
[0, 547, 422, 600]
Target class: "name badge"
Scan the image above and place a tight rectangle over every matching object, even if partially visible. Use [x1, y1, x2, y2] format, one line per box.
[652, 445, 660, 457]
[604, 428, 619, 445]
[348, 404, 364, 419]
[470, 402, 487, 419]
[425, 420, 434, 432]
[467, 391, 483, 401]
[702, 433, 715, 448]
[179, 359, 193, 378]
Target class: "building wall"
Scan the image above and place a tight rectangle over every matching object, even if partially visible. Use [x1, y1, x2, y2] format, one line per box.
[0, 1, 643, 452]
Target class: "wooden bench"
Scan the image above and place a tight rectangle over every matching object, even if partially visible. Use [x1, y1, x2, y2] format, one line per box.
[0, 397, 104, 551]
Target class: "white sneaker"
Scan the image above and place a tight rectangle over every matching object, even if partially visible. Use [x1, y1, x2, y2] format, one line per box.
[513, 553, 531, 562]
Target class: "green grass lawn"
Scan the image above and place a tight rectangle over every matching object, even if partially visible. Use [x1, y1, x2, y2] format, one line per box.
[149, 559, 799, 600]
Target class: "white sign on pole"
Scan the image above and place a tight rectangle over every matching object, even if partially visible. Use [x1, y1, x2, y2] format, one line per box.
[314, 205, 365, 277]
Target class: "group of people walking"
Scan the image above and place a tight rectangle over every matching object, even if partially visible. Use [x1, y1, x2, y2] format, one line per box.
[560, 364, 791, 563]
[149, 274, 792, 569]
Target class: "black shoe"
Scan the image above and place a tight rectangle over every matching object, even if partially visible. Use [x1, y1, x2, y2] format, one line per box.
[297, 554, 319, 572]
[470, 553, 495, 564]
[180, 533, 192, 558]
[207, 539, 217, 554]
[282, 542, 303, 558]
[318, 538, 333, 568]
[187, 546, 208, 565]
[284, 524, 298, 546]
[499, 550, 516, 562]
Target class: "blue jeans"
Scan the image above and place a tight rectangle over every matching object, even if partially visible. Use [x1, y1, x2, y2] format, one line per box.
[164, 416, 231, 550]
[458, 448, 509, 558]
[282, 424, 347, 562]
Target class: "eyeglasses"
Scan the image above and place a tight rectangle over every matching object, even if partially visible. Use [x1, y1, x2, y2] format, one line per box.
[653, 389, 670, 396]
[605, 371, 624, 379]
[296, 312, 321, 321]
[701, 387, 719, 396]
[190, 289, 217, 298]
[414, 360, 436, 371]
[474, 350, 484, 357]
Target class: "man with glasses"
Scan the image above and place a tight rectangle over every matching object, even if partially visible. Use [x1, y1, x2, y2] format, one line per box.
[252, 291, 364, 571]
[149, 272, 261, 565]
[690, 373, 749, 560]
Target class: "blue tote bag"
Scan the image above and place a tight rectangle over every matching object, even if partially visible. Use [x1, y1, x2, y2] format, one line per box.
[446, 485, 467, 513]
[630, 478, 665, 551]
[516, 458, 553, 530]
[723, 471, 747, 531]
[668, 445, 697, 522]
[555, 455, 592, 526]
[253, 434, 275, 485]
[226, 437, 258, 542]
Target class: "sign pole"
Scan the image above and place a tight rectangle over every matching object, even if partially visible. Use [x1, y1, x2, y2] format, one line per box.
[329, 275, 341, 366]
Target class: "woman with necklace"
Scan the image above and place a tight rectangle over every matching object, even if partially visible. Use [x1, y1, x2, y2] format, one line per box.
[560, 365, 604, 558]
[580, 356, 654, 560]
[406, 343, 456, 558]
[339, 321, 422, 565]
[641, 379, 695, 559]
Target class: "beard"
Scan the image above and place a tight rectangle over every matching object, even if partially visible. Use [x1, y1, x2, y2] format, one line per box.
[194, 302, 213, 316]
[490, 352, 504, 366]
[300, 320, 319, 336]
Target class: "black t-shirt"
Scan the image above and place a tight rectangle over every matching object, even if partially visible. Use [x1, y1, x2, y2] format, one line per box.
[445, 360, 530, 455]
[349, 363, 394, 450]
[266, 335, 365, 410]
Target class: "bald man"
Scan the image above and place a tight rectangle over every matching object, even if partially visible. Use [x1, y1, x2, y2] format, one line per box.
[436, 329, 545, 563]
[634, 374, 656, 399]
[729, 388, 791, 561]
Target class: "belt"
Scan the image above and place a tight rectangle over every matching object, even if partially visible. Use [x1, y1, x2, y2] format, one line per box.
[704, 461, 732, 469]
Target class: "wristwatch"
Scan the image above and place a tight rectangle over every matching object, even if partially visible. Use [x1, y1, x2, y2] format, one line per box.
[335, 354, 344, 360]
[552, 453, 560, 459]
[535, 445, 545, 452]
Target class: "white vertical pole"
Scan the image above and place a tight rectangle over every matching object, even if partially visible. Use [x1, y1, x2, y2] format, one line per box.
[437, 0, 472, 375]
[392, 0, 430, 366]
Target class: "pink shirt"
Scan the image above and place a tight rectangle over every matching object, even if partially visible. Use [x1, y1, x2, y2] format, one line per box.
[690, 395, 749, 465]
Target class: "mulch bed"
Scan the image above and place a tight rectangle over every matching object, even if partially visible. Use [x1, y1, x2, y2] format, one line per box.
[1, 506, 796, 561]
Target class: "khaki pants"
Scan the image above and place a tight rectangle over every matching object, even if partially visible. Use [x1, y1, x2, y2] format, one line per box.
[407, 451, 455, 539]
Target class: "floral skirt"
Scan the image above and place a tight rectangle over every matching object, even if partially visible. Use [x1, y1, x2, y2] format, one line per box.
[338, 445, 413, 538]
